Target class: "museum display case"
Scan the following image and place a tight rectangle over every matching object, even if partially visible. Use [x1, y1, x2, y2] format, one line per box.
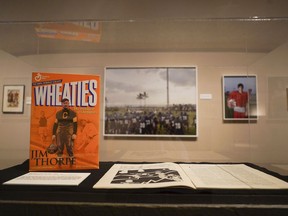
[1, 1, 288, 215]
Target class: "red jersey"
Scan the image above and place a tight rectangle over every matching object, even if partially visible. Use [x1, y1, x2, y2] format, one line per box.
[228, 91, 248, 107]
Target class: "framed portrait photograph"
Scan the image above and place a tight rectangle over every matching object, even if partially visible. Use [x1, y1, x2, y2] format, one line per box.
[223, 75, 258, 120]
[104, 67, 198, 137]
[2, 85, 25, 114]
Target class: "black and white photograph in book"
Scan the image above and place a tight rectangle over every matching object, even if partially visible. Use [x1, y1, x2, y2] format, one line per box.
[111, 168, 183, 184]
[104, 67, 198, 137]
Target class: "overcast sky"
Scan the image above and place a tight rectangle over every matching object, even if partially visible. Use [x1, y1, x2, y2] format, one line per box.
[223, 76, 257, 94]
[105, 67, 197, 106]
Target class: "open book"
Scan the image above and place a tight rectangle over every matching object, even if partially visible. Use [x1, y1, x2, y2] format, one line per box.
[93, 162, 288, 189]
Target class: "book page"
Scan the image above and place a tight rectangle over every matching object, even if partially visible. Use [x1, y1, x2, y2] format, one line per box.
[3, 172, 90, 186]
[93, 163, 196, 189]
[219, 164, 288, 189]
[180, 164, 251, 189]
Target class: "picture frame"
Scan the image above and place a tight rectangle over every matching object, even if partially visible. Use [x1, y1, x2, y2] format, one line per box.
[287, 88, 288, 111]
[222, 75, 258, 120]
[2, 85, 25, 114]
[104, 67, 198, 137]
[267, 76, 288, 120]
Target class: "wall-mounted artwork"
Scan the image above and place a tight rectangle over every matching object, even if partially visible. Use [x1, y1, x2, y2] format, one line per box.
[223, 75, 257, 120]
[286, 88, 288, 111]
[104, 67, 198, 137]
[267, 76, 288, 119]
[2, 85, 25, 114]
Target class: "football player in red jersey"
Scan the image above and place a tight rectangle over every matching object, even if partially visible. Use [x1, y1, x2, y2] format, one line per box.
[227, 83, 249, 118]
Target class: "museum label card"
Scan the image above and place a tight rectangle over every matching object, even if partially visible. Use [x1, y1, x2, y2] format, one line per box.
[3, 172, 90, 186]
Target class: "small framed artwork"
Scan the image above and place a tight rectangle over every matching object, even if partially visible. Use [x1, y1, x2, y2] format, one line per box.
[222, 75, 257, 120]
[104, 67, 198, 137]
[287, 88, 288, 111]
[2, 85, 25, 114]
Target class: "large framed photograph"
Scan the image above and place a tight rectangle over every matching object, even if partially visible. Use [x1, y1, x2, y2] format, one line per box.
[223, 75, 257, 120]
[104, 67, 198, 137]
[2, 85, 25, 114]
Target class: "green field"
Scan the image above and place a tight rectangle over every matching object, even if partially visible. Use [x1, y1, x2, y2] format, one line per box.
[105, 105, 197, 136]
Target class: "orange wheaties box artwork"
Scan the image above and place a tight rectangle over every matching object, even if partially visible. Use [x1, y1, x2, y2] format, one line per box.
[29, 72, 100, 171]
